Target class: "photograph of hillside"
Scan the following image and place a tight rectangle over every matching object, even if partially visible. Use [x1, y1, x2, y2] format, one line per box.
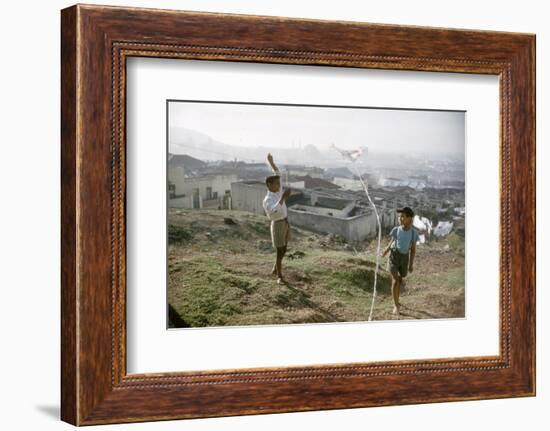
[167, 101, 466, 328]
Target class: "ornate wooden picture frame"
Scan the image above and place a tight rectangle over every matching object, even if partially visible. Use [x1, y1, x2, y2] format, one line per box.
[61, 4, 535, 426]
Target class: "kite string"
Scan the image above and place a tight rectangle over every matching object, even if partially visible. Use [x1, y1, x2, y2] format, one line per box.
[351, 165, 382, 322]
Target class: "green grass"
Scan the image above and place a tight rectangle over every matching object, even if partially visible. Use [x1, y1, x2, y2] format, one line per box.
[169, 248, 393, 327]
[447, 232, 465, 255]
[168, 224, 193, 243]
[167, 209, 465, 327]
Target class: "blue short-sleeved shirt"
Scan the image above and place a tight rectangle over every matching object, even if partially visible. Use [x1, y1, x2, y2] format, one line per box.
[389, 226, 419, 254]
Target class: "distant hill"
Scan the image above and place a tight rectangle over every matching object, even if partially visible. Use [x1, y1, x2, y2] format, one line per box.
[169, 127, 363, 167]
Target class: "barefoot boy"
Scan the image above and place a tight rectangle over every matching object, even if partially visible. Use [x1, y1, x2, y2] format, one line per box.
[382, 207, 419, 315]
[263, 153, 292, 285]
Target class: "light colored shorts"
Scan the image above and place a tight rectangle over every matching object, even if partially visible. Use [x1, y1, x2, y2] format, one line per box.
[270, 218, 290, 249]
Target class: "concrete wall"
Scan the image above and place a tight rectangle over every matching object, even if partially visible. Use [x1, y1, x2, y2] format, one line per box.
[167, 172, 237, 209]
[202, 198, 221, 209]
[288, 207, 351, 239]
[288, 181, 305, 189]
[288, 205, 398, 242]
[379, 208, 399, 232]
[288, 208, 376, 241]
[231, 181, 267, 215]
[332, 177, 364, 191]
[292, 204, 348, 218]
[169, 195, 194, 209]
[230, 179, 399, 241]
[168, 165, 185, 193]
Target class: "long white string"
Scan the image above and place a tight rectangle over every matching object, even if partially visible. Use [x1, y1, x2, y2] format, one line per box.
[351, 164, 382, 322]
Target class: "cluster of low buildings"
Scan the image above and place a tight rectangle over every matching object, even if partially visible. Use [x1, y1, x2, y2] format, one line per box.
[168, 154, 465, 242]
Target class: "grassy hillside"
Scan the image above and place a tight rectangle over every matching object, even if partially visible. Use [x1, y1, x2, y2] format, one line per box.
[168, 209, 465, 328]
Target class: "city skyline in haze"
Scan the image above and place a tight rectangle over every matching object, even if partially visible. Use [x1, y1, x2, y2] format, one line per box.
[168, 100, 465, 165]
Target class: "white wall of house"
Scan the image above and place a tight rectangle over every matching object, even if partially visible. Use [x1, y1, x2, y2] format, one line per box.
[292, 204, 349, 218]
[288, 168, 324, 178]
[231, 181, 267, 215]
[288, 181, 305, 189]
[168, 165, 186, 194]
[169, 195, 194, 209]
[168, 170, 237, 209]
[289, 205, 397, 241]
[333, 177, 363, 191]
[288, 208, 378, 241]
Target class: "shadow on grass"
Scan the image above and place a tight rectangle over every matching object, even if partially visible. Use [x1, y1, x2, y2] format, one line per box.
[168, 303, 191, 328]
[275, 282, 341, 323]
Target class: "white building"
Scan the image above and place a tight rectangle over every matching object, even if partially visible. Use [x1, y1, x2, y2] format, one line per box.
[168, 164, 237, 209]
[230, 180, 397, 241]
[230, 181, 268, 215]
[332, 177, 364, 191]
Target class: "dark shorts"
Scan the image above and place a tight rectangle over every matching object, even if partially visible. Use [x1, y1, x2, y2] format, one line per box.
[389, 249, 409, 278]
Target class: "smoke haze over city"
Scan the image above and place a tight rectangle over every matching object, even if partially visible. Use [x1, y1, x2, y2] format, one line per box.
[168, 101, 465, 167]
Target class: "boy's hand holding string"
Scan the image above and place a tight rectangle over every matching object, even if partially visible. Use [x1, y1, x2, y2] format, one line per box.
[382, 239, 394, 258]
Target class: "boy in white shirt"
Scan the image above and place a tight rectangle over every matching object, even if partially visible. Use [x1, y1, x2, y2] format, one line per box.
[263, 153, 292, 285]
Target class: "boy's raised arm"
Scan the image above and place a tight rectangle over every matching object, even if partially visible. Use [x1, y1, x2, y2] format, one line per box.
[267, 153, 279, 173]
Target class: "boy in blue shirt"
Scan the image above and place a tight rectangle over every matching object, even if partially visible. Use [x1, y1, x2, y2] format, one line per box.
[382, 207, 419, 315]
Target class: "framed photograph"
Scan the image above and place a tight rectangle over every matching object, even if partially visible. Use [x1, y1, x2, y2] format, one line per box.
[61, 4, 535, 425]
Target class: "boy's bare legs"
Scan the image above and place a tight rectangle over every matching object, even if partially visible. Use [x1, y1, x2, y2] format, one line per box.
[391, 272, 401, 314]
[275, 246, 287, 284]
[273, 224, 289, 281]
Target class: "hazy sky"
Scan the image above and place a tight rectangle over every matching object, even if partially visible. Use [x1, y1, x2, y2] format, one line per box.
[168, 101, 465, 157]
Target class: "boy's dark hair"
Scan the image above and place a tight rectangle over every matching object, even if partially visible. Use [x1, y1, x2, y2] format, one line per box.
[397, 206, 414, 218]
[265, 175, 280, 187]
